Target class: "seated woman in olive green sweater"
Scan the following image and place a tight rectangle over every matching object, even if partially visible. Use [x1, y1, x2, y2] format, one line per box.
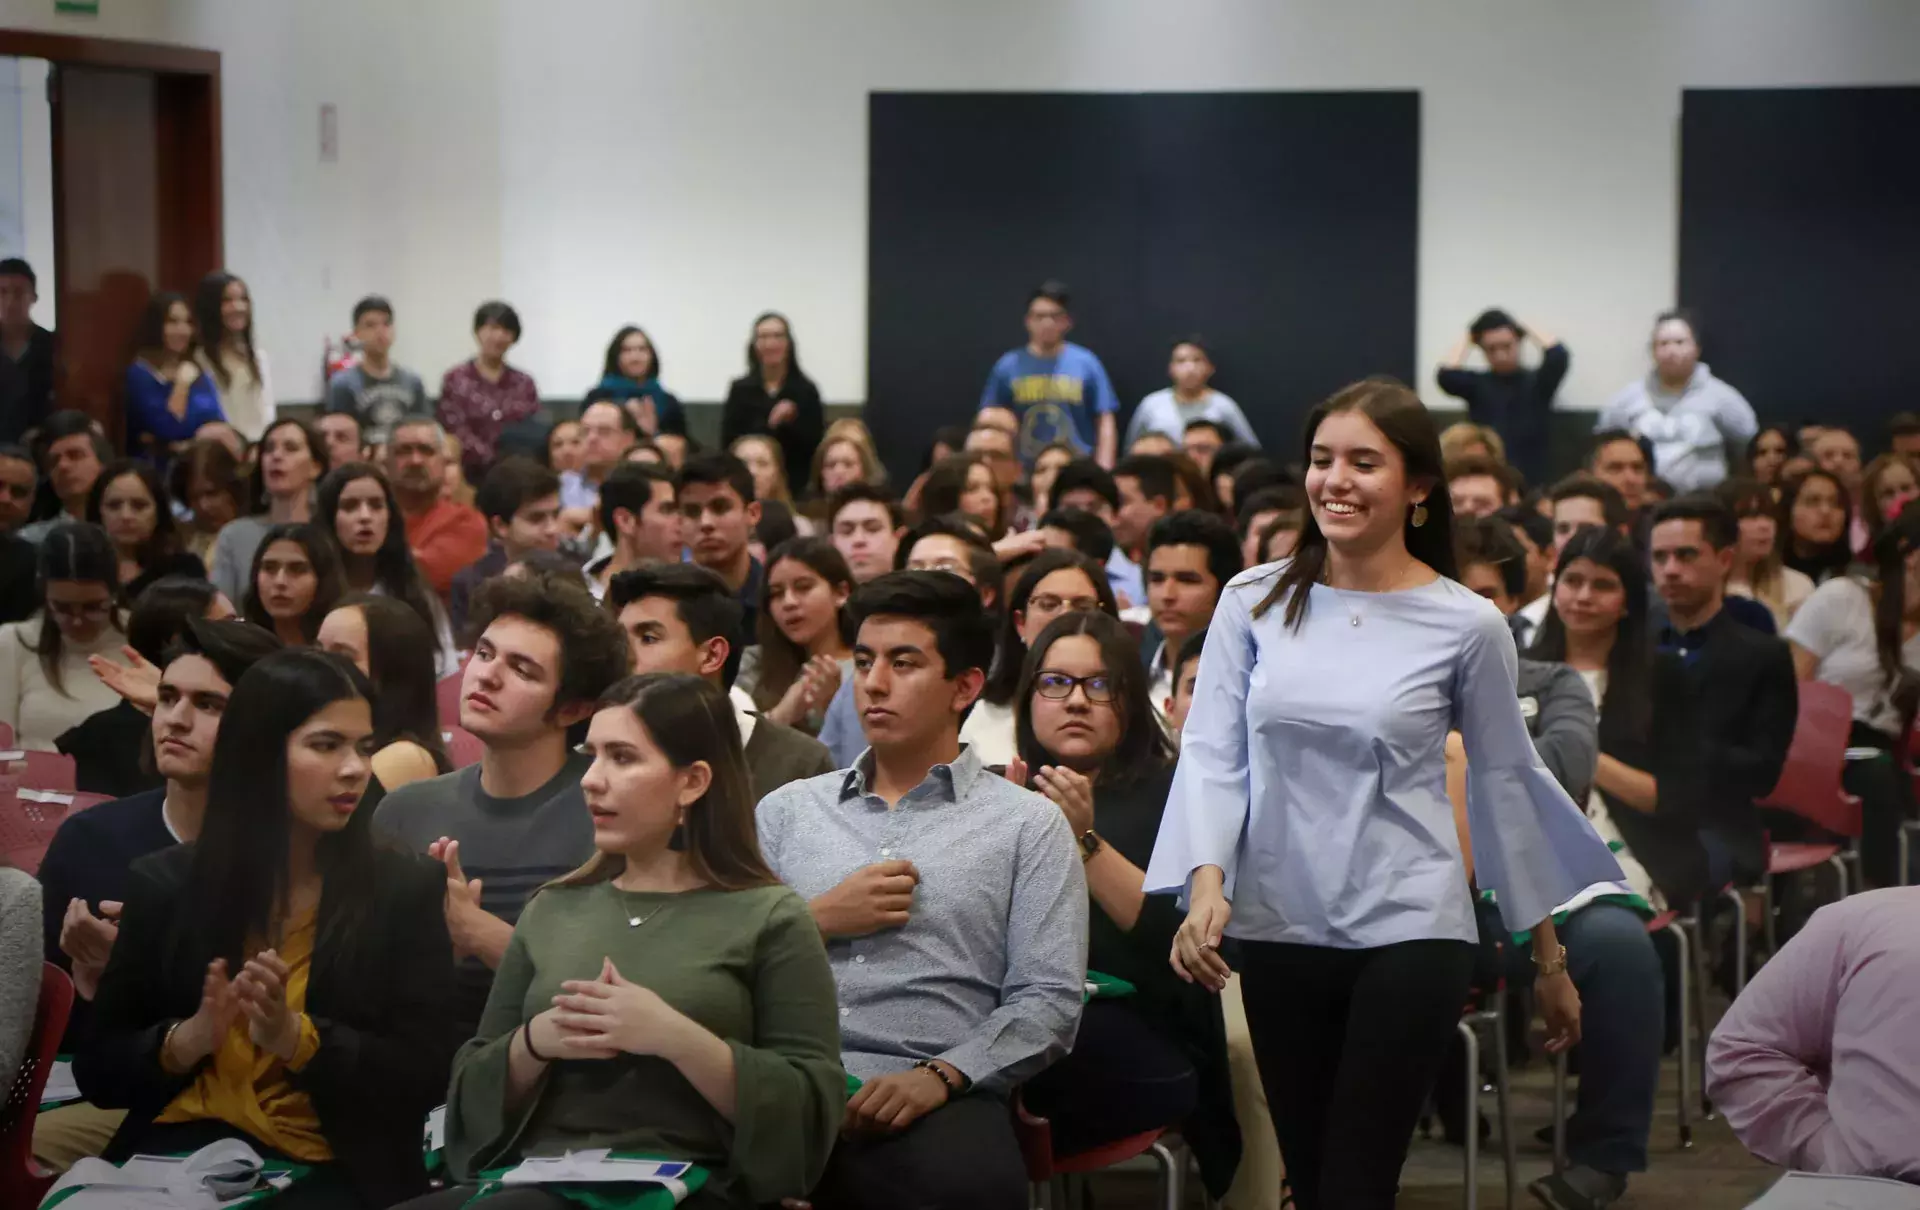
[397, 672, 847, 1210]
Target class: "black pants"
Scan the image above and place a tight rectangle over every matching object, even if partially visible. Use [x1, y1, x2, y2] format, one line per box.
[1239, 937, 1476, 1210]
[810, 1093, 1027, 1210]
[1021, 998, 1198, 1156]
[1846, 722, 1914, 888]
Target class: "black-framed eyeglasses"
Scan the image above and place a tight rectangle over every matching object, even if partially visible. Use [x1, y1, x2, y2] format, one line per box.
[47, 599, 112, 620]
[1034, 671, 1113, 704]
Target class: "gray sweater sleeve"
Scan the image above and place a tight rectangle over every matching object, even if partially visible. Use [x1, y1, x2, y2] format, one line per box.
[0, 867, 44, 1089]
[1519, 659, 1599, 803]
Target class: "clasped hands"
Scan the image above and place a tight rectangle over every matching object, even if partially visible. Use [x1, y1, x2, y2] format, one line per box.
[526, 957, 694, 1062]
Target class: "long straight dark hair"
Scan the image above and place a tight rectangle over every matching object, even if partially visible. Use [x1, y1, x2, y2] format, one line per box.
[333, 594, 450, 771]
[184, 649, 379, 971]
[1781, 468, 1854, 583]
[193, 271, 260, 388]
[87, 459, 186, 572]
[549, 673, 779, 893]
[744, 311, 805, 384]
[1526, 526, 1653, 748]
[1014, 610, 1173, 791]
[243, 522, 344, 642]
[1869, 501, 1920, 734]
[602, 324, 661, 382]
[985, 549, 1118, 707]
[316, 463, 439, 637]
[752, 537, 855, 716]
[31, 522, 125, 693]
[1254, 378, 1458, 628]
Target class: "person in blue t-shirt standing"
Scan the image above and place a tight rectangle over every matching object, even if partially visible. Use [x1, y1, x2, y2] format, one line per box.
[981, 280, 1120, 470]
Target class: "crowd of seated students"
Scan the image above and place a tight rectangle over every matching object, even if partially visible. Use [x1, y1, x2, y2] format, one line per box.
[8, 262, 1920, 1207]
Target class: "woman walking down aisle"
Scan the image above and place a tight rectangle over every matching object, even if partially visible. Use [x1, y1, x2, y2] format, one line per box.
[1146, 379, 1622, 1210]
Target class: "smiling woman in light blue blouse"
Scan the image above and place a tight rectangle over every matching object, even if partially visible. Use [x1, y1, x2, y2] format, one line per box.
[1145, 378, 1623, 1210]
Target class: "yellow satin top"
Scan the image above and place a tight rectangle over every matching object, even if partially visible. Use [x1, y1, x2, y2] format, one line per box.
[157, 910, 330, 1162]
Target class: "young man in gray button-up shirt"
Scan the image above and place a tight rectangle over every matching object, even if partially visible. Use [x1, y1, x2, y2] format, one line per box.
[757, 570, 1087, 1210]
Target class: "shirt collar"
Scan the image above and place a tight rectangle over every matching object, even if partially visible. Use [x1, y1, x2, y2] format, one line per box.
[728, 684, 759, 749]
[839, 743, 985, 806]
[1661, 604, 1728, 648]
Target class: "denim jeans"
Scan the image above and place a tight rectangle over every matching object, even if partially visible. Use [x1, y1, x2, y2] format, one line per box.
[1560, 902, 1665, 1174]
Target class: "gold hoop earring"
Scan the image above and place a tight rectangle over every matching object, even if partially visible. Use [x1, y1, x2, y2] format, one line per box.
[1410, 503, 1428, 528]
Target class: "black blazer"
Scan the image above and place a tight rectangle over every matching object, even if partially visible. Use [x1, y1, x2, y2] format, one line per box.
[721, 371, 824, 492]
[75, 844, 455, 1208]
[1605, 611, 1797, 905]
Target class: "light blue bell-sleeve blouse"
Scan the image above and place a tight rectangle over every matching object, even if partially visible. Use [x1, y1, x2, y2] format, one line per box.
[1143, 563, 1623, 948]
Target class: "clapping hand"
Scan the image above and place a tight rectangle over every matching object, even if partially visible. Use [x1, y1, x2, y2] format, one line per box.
[1032, 765, 1095, 836]
[61, 899, 120, 999]
[90, 646, 161, 713]
[768, 399, 798, 427]
[551, 958, 691, 1059]
[164, 959, 240, 1071]
[233, 949, 302, 1060]
[769, 655, 842, 727]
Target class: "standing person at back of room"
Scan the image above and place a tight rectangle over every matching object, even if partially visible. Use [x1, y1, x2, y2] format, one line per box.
[123, 291, 226, 460]
[1436, 308, 1568, 486]
[326, 296, 431, 450]
[439, 300, 540, 482]
[193, 272, 275, 442]
[722, 312, 823, 495]
[982, 281, 1120, 470]
[0, 257, 56, 442]
[1595, 309, 1756, 492]
[1127, 336, 1258, 452]
[372, 572, 631, 1040]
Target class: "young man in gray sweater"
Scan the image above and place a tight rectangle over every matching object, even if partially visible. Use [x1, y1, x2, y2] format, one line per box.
[372, 572, 630, 1036]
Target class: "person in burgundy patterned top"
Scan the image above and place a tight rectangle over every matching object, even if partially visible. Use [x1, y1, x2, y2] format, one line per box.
[438, 300, 540, 481]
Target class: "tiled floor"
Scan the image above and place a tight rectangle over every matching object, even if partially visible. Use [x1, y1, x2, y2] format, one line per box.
[1073, 1047, 1781, 1209]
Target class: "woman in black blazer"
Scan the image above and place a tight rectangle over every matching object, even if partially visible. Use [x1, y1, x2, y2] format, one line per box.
[720, 311, 823, 493]
[75, 648, 455, 1209]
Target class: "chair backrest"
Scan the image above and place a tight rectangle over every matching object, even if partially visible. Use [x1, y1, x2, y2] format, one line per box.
[0, 786, 110, 876]
[436, 671, 465, 732]
[0, 721, 13, 749]
[1757, 680, 1861, 836]
[7, 752, 75, 793]
[0, 964, 75, 1206]
[443, 727, 485, 770]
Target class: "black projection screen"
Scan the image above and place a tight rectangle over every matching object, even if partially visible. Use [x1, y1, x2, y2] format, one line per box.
[1679, 87, 1920, 437]
[866, 91, 1420, 481]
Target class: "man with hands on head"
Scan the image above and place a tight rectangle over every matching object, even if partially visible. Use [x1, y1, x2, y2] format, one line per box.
[1437, 309, 1569, 487]
[757, 571, 1087, 1210]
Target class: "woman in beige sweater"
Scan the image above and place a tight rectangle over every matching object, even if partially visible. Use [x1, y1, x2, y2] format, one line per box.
[0, 523, 127, 750]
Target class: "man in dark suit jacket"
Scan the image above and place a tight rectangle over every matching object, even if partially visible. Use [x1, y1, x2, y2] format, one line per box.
[1645, 495, 1798, 888]
[606, 562, 833, 801]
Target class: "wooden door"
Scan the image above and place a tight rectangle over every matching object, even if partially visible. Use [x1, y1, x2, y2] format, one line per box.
[40, 53, 219, 441]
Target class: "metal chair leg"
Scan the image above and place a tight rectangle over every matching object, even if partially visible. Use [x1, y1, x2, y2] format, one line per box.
[1458, 1017, 1480, 1210]
[1150, 1139, 1182, 1210]
[1761, 878, 1777, 960]
[1551, 1049, 1569, 1174]
[1827, 854, 1850, 900]
[1490, 997, 1516, 1210]
[1722, 887, 1747, 993]
[1901, 820, 1918, 886]
[1668, 920, 1695, 1147]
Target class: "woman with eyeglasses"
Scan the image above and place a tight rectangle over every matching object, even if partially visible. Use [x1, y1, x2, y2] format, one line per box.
[1009, 610, 1241, 1202]
[965, 548, 1117, 768]
[0, 523, 128, 750]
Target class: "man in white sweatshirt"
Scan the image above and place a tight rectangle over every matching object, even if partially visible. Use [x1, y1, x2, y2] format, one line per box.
[1595, 310, 1756, 492]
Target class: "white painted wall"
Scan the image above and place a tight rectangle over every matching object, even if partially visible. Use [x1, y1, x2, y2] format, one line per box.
[9, 0, 1920, 411]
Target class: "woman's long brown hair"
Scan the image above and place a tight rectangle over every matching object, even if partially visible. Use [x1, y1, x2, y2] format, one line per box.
[548, 672, 779, 893]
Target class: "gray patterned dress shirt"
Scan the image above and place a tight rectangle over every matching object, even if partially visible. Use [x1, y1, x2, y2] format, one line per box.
[755, 743, 1087, 1093]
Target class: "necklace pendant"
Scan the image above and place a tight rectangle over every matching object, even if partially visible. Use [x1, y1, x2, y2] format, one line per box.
[628, 916, 642, 927]
[1350, 615, 1361, 627]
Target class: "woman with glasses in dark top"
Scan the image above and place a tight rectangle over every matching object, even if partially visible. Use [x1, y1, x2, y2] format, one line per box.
[966, 548, 1117, 768]
[1008, 609, 1240, 1201]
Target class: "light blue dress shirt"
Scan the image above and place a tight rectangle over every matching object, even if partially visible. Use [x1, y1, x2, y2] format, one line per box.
[1144, 563, 1622, 948]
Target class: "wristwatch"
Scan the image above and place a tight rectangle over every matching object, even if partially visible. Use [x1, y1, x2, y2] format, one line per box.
[1077, 829, 1102, 861]
[1535, 943, 1569, 977]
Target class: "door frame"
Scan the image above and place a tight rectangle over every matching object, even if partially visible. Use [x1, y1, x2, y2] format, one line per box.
[0, 30, 221, 432]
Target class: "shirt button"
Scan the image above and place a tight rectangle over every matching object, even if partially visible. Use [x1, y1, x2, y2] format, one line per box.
[854, 955, 866, 964]
[491, 409, 502, 421]
[840, 1007, 850, 1017]
[880, 848, 891, 857]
